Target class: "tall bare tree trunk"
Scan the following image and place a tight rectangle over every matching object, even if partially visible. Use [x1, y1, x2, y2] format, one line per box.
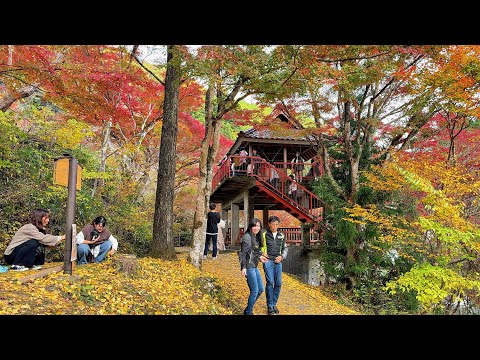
[150, 45, 182, 259]
[189, 84, 222, 268]
[92, 120, 112, 197]
[8, 45, 13, 65]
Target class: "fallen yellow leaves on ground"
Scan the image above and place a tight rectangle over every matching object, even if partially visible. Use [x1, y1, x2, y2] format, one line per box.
[0, 252, 359, 315]
[202, 252, 359, 315]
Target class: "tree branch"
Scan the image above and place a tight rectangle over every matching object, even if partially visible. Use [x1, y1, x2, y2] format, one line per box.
[132, 54, 165, 86]
[370, 54, 424, 103]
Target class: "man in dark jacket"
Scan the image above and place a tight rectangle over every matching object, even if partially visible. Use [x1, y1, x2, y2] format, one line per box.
[260, 215, 288, 315]
[203, 203, 221, 260]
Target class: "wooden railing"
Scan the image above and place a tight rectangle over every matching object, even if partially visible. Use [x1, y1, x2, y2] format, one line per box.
[225, 227, 320, 246]
[213, 155, 324, 221]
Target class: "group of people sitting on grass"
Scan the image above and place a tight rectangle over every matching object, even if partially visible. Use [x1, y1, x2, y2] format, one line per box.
[3, 208, 118, 272]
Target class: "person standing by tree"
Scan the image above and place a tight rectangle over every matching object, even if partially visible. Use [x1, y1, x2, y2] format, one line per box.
[239, 217, 268, 315]
[76, 216, 118, 265]
[203, 203, 221, 260]
[260, 215, 287, 315]
[4, 208, 65, 271]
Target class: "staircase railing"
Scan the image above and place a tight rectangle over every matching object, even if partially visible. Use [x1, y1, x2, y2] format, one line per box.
[213, 155, 323, 221]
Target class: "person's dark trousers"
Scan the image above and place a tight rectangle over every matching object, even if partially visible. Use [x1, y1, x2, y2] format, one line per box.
[203, 234, 218, 257]
[271, 178, 278, 190]
[4, 239, 44, 267]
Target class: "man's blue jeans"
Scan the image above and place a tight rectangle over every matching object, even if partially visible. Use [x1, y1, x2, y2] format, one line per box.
[77, 240, 112, 265]
[262, 259, 282, 309]
[244, 267, 264, 315]
[204, 234, 218, 257]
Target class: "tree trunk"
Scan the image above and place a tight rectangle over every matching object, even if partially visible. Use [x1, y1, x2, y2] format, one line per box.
[150, 45, 181, 260]
[113, 254, 139, 277]
[92, 120, 111, 198]
[190, 84, 222, 268]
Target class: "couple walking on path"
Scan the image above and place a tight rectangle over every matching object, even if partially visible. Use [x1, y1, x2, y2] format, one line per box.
[239, 215, 287, 315]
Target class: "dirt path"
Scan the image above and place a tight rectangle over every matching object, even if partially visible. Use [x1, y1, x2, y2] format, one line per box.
[201, 251, 359, 315]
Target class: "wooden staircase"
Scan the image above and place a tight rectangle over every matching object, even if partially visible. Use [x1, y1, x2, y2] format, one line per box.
[212, 156, 324, 227]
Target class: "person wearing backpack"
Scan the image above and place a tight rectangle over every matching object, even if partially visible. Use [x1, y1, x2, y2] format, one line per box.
[260, 215, 288, 315]
[239, 217, 268, 315]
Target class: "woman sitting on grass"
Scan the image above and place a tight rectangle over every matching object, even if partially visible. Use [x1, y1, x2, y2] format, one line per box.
[3, 208, 65, 271]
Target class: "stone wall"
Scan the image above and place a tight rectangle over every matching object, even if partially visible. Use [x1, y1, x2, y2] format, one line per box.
[282, 246, 325, 286]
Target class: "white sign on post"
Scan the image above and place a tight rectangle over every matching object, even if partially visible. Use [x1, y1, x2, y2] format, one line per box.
[71, 224, 77, 262]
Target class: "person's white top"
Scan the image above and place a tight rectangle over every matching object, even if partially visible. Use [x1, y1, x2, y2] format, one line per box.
[291, 155, 304, 164]
[270, 168, 279, 180]
[76, 231, 118, 257]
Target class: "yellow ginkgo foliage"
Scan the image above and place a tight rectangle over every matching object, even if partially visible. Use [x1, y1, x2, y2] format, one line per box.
[356, 155, 480, 313]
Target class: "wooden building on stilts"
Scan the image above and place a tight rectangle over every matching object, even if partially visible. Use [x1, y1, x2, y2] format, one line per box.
[210, 103, 326, 249]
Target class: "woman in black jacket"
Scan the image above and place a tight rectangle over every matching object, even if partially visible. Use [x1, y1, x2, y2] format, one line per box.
[239, 217, 268, 315]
